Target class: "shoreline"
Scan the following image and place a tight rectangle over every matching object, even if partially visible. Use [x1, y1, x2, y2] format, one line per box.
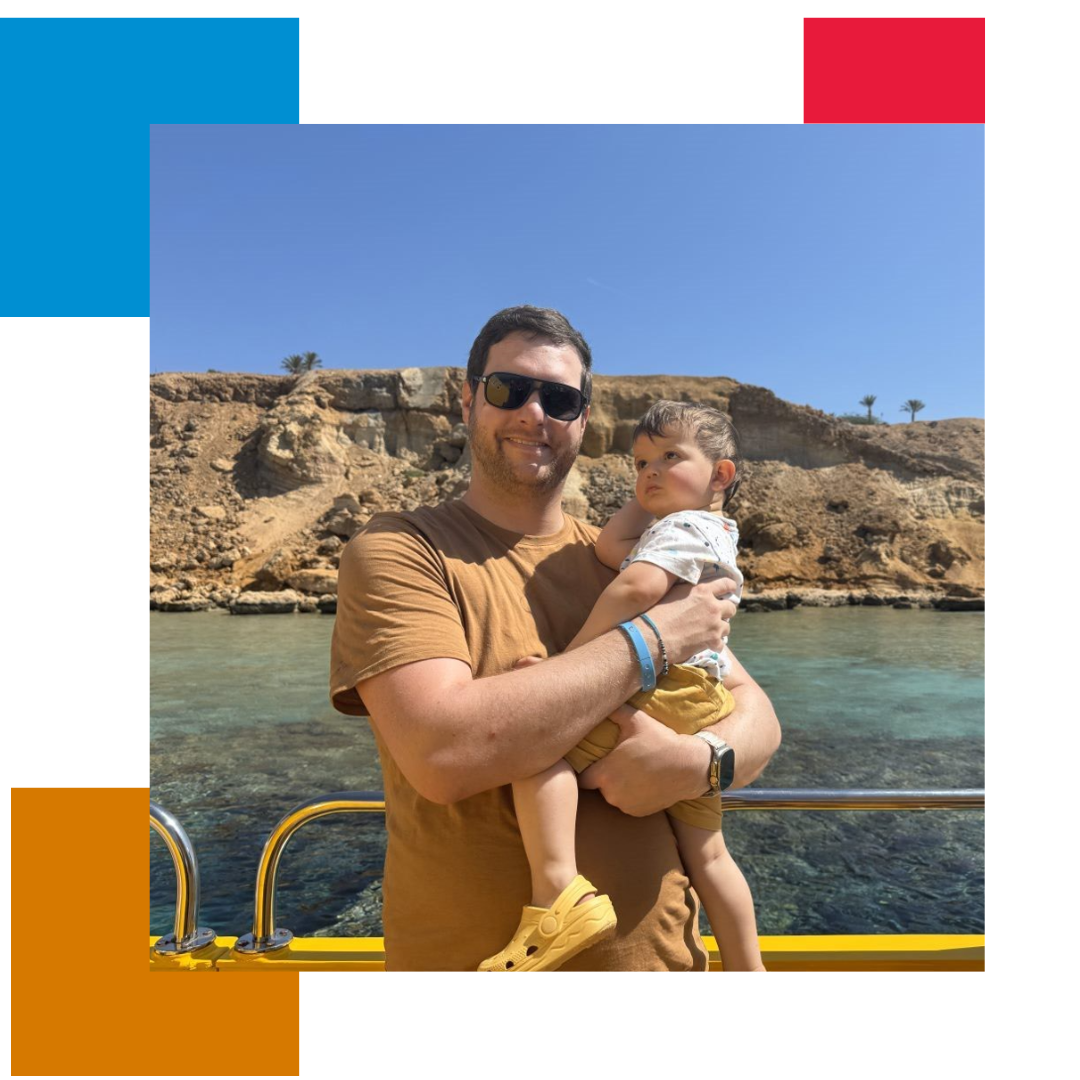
[150, 587, 984, 615]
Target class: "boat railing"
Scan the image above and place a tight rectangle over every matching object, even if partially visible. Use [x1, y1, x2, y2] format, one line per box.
[721, 788, 983, 811]
[149, 801, 217, 954]
[234, 791, 386, 954]
[222, 786, 984, 954]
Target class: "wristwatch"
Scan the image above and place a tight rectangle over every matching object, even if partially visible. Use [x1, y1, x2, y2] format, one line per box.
[693, 732, 735, 796]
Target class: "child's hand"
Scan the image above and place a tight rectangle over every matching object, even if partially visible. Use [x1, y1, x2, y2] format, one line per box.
[513, 655, 545, 669]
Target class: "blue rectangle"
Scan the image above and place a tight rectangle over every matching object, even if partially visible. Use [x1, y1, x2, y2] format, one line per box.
[0, 18, 299, 315]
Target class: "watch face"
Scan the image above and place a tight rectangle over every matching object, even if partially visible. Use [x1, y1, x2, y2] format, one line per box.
[718, 747, 736, 791]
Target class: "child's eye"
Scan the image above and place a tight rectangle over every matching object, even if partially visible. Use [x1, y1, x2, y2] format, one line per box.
[635, 460, 646, 471]
[665, 451, 679, 460]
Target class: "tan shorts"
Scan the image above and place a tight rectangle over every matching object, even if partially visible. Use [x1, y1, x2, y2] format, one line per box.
[564, 663, 735, 832]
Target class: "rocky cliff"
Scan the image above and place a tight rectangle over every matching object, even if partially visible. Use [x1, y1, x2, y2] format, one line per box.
[150, 369, 984, 612]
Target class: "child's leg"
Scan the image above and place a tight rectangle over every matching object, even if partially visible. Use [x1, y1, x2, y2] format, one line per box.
[478, 761, 613, 971]
[670, 816, 765, 971]
[512, 760, 594, 908]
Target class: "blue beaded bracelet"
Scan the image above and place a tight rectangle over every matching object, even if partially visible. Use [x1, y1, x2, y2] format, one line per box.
[618, 620, 657, 692]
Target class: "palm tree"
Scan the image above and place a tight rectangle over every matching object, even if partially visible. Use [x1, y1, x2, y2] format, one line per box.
[859, 394, 877, 422]
[901, 399, 926, 423]
[302, 351, 322, 372]
[281, 354, 306, 375]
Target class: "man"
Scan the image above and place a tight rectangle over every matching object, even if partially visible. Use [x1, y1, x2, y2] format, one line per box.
[330, 305, 780, 970]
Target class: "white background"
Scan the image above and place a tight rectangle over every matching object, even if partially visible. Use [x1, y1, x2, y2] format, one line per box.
[2, 0, 1067, 1076]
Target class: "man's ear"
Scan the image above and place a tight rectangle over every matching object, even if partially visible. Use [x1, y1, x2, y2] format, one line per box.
[461, 379, 474, 425]
[712, 459, 736, 492]
[580, 403, 590, 429]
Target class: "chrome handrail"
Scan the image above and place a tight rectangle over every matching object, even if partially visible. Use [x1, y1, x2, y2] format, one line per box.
[150, 802, 216, 954]
[722, 788, 984, 811]
[234, 790, 386, 955]
[232, 786, 984, 955]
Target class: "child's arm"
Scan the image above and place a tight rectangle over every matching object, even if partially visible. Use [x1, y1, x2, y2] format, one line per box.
[566, 560, 679, 651]
[595, 496, 655, 570]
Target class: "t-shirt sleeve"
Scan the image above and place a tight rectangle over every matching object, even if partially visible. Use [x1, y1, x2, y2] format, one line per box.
[329, 515, 473, 715]
[624, 516, 724, 585]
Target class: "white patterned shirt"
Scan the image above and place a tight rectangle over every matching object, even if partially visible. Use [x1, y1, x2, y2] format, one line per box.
[619, 510, 743, 681]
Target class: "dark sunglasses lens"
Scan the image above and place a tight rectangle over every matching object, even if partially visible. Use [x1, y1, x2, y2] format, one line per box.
[485, 373, 529, 409]
[540, 384, 583, 420]
[483, 373, 583, 419]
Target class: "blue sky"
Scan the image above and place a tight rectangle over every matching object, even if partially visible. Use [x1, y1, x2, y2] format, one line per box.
[150, 125, 983, 421]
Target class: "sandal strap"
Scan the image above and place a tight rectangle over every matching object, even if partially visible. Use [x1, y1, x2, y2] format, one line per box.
[552, 875, 599, 915]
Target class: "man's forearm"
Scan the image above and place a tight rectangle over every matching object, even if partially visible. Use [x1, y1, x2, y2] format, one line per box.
[425, 628, 654, 801]
[706, 669, 781, 789]
[435, 639, 779, 803]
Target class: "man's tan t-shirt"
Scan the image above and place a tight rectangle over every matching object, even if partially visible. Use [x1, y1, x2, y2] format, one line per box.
[330, 498, 706, 971]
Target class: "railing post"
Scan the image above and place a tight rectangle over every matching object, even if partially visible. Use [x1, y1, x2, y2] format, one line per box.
[234, 791, 385, 955]
[150, 802, 217, 954]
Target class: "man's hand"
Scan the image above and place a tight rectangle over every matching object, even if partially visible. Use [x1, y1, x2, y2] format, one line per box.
[648, 578, 738, 666]
[577, 704, 709, 816]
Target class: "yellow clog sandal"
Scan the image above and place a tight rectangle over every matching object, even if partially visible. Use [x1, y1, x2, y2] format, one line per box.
[477, 875, 617, 971]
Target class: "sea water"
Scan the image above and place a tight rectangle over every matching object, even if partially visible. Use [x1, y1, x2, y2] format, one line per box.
[150, 607, 984, 940]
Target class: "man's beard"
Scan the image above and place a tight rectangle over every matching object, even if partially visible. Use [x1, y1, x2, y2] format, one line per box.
[467, 412, 580, 495]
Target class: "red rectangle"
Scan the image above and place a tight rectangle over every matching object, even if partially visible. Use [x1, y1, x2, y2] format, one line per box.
[805, 18, 984, 123]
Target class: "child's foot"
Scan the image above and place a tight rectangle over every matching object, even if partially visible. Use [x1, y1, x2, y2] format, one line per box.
[477, 875, 617, 972]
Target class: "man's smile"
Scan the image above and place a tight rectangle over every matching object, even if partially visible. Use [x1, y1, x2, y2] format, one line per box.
[502, 436, 550, 452]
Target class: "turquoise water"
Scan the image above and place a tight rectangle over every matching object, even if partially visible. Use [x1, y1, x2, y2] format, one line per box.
[150, 611, 352, 739]
[150, 608, 983, 941]
[735, 607, 984, 742]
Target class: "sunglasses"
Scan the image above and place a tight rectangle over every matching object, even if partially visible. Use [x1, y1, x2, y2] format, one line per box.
[471, 372, 589, 422]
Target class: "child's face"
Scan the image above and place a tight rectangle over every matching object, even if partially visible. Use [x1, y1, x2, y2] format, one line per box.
[632, 429, 732, 517]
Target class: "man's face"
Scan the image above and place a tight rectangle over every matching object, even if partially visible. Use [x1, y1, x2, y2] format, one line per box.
[461, 331, 590, 496]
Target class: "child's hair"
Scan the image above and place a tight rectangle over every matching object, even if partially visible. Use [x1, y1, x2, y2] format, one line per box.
[632, 400, 742, 506]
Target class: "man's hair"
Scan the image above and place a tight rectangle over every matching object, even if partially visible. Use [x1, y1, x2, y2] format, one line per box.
[466, 305, 593, 402]
[633, 400, 743, 506]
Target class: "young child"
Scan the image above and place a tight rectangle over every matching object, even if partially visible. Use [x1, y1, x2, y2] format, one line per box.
[478, 400, 764, 972]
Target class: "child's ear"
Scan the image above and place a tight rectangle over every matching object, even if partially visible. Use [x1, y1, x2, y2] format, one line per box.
[712, 459, 736, 491]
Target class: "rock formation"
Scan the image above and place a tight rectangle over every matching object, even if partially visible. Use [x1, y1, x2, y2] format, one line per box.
[150, 370, 984, 612]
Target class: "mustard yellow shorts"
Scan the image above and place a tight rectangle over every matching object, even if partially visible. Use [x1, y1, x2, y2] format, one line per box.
[564, 663, 735, 832]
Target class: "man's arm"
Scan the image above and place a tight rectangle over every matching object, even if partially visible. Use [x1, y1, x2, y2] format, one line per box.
[707, 648, 781, 789]
[358, 578, 739, 806]
[361, 639, 646, 806]
[578, 647, 781, 815]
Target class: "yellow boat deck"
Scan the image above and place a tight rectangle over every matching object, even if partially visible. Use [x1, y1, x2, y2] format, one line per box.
[149, 933, 985, 971]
